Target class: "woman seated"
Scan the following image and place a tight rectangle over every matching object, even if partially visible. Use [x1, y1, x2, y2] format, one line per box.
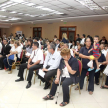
[72, 44, 82, 59]
[3, 41, 22, 74]
[9, 39, 14, 47]
[43, 48, 80, 106]
[57, 42, 64, 52]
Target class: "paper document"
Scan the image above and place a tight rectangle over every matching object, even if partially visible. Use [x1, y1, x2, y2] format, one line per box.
[25, 52, 31, 56]
[38, 69, 45, 78]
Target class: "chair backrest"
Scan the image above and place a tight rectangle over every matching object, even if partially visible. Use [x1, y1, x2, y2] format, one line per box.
[77, 59, 82, 75]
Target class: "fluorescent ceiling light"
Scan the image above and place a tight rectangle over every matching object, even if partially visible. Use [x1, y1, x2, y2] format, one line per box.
[2, 2, 18, 9]
[35, 6, 43, 9]
[53, 11, 63, 14]
[102, 6, 108, 9]
[0, 1, 13, 7]
[25, 3, 35, 6]
[10, 11, 17, 13]
[18, 13, 23, 14]
[10, 0, 24, 3]
[9, 17, 21, 20]
[0, 9, 6, 11]
[24, 14, 30, 16]
[0, 19, 9, 21]
[76, 0, 101, 10]
[0, 15, 7, 18]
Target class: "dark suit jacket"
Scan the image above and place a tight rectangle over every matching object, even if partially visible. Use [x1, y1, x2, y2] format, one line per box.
[2, 44, 11, 57]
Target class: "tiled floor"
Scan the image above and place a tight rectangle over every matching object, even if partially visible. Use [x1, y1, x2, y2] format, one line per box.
[0, 68, 108, 108]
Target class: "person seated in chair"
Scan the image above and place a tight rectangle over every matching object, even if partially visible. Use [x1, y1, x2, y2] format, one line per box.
[43, 48, 80, 106]
[37, 43, 61, 89]
[15, 42, 43, 89]
[3, 41, 22, 74]
[0, 39, 11, 70]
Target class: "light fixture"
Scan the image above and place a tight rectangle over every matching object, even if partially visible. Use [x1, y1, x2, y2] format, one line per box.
[11, 24, 13, 25]
[0, 1, 13, 7]
[61, 20, 63, 21]
[0, 9, 6, 11]
[102, 6, 108, 9]
[9, 17, 21, 20]
[24, 14, 30, 16]
[10, 0, 24, 3]
[35, 6, 44, 9]
[0, 15, 7, 18]
[75, 0, 101, 10]
[10, 11, 17, 13]
[18, 13, 23, 15]
[0, 19, 9, 21]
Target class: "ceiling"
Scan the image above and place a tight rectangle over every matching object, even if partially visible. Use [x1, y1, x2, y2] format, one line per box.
[0, 0, 108, 25]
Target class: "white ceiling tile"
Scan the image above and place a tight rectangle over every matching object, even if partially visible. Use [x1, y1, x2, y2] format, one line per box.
[28, 0, 45, 4]
[48, 1, 63, 5]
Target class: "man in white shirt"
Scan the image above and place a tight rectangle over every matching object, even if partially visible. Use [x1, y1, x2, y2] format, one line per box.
[34, 37, 41, 49]
[37, 43, 61, 89]
[15, 42, 43, 89]
[80, 34, 86, 45]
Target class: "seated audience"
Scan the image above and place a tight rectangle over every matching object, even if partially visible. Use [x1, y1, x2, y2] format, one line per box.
[37, 43, 61, 89]
[55, 39, 60, 51]
[3, 41, 22, 74]
[72, 44, 82, 59]
[0, 38, 2, 54]
[43, 48, 80, 106]
[99, 36, 107, 44]
[15, 42, 43, 89]
[76, 34, 81, 43]
[80, 34, 86, 45]
[95, 49, 106, 85]
[34, 37, 41, 49]
[68, 40, 72, 49]
[9, 39, 14, 47]
[22, 39, 33, 64]
[70, 40, 76, 49]
[0, 39, 11, 70]
[19, 39, 23, 49]
[100, 43, 107, 57]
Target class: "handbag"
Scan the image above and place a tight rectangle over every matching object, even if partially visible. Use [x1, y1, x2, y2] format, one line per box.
[103, 65, 108, 76]
[7, 54, 17, 66]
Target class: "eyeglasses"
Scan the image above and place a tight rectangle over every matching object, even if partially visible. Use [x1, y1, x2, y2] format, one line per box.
[86, 41, 91, 43]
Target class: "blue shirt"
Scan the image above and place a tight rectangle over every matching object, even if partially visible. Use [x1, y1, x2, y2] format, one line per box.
[79, 46, 96, 69]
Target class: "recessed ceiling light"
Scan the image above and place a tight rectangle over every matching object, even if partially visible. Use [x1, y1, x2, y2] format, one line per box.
[61, 20, 63, 21]
[11, 24, 13, 25]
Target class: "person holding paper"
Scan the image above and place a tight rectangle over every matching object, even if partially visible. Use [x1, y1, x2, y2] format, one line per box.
[15, 42, 43, 89]
[37, 43, 61, 89]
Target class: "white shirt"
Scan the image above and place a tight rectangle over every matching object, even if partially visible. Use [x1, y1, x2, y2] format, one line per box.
[30, 48, 43, 64]
[9, 44, 14, 47]
[62, 66, 70, 78]
[70, 49, 74, 57]
[55, 44, 59, 52]
[11, 46, 22, 58]
[101, 49, 107, 57]
[20, 43, 23, 49]
[68, 43, 72, 49]
[43, 51, 61, 71]
[38, 40, 41, 49]
[0, 42, 2, 53]
[80, 38, 85, 45]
